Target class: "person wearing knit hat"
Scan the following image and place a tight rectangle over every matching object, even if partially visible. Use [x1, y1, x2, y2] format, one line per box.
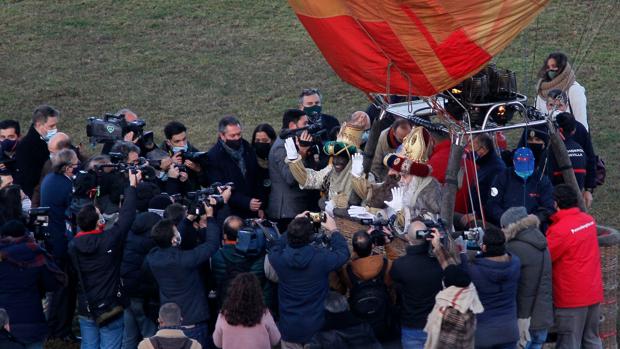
[500, 206, 553, 349]
[285, 111, 371, 211]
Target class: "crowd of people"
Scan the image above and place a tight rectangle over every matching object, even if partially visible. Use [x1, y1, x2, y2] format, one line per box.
[0, 52, 607, 349]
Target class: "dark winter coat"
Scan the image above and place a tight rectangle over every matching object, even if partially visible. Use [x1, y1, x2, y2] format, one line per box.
[68, 186, 137, 316]
[0, 330, 26, 349]
[267, 137, 310, 219]
[120, 212, 161, 298]
[572, 122, 597, 189]
[486, 168, 555, 227]
[267, 232, 350, 343]
[504, 214, 553, 331]
[0, 236, 65, 344]
[390, 244, 444, 329]
[145, 218, 220, 326]
[548, 136, 587, 189]
[14, 125, 49, 197]
[465, 253, 521, 348]
[473, 149, 506, 210]
[306, 310, 382, 349]
[206, 139, 261, 218]
[40, 172, 73, 259]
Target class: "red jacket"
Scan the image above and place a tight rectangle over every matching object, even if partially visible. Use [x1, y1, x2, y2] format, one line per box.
[428, 140, 476, 214]
[547, 207, 603, 308]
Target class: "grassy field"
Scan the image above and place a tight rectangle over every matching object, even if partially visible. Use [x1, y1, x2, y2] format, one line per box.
[0, 0, 618, 231]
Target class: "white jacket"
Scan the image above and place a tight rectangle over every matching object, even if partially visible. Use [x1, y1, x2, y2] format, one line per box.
[536, 81, 588, 131]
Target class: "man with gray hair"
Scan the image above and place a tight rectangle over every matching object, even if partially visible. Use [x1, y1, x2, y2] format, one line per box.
[390, 220, 444, 348]
[138, 303, 201, 349]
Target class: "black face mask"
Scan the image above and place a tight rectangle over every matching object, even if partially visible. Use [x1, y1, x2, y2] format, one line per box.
[253, 142, 271, 159]
[527, 143, 545, 162]
[225, 139, 242, 150]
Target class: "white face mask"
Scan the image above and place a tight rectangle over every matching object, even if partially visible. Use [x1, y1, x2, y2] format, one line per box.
[549, 110, 561, 121]
[44, 128, 57, 142]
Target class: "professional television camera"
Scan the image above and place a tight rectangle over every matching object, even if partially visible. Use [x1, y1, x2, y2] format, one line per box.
[236, 218, 281, 256]
[86, 112, 148, 146]
[279, 121, 327, 146]
[360, 215, 398, 247]
[186, 182, 234, 218]
[27, 207, 50, 243]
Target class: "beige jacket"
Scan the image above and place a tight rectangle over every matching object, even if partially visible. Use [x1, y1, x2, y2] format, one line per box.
[370, 128, 396, 182]
[138, 329, 202, 349]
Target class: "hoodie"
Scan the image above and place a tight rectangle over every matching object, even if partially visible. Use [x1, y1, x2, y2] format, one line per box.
[465, 253, 521, 347]
[121, 212, 161, 298]
[504, 215, 553, 330]
[267, 232, 350, 343]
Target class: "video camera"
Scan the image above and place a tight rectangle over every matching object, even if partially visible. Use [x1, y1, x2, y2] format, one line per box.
[279, 121, 327, 146]
[27, 207, 50, 243]
[360, 216, 397, 247]
[86, 113, 148, 146]
[96, 154, 150, 175]
[186, 182, 234, 218]
[236, 219, 281, 257]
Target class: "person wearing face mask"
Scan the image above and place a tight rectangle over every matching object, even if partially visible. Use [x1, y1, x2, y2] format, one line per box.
[535, 52, 589, 131]
[0, 120, 21, 175]
[145, 208, 220, 349]
[486, 147, 555, 229]
[298, 88, 340, 140]
[146, 149, 191, 196]
[251, 123, 276, 217]
[31, 132, 76, 207]
[162, 121, 205, 191]
[68, 170, 140, 349]
[40, 149, 80, 341]
[14, 105, 60, 198]
[206, 116, 262, 219]
[370, 118, 412, 182]
[286, 112, 370, 214]
[548, 112, 588, 191]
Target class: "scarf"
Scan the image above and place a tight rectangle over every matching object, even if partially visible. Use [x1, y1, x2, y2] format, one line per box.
[536, 62, 577, 99]
[220, 140, 246, 177]
[0, 235, 67, 283]
[387, 128, 402, 149]
[424, 284, 484, 349]
[325, 161, 354, 208]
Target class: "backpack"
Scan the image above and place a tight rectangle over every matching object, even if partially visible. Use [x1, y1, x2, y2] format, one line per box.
[149, 336, 193, 349]
[347, 259, 390, 337]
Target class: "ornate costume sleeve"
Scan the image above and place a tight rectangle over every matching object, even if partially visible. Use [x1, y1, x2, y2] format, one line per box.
[351, 175, 371, 201]
[286, 157, 331, 190]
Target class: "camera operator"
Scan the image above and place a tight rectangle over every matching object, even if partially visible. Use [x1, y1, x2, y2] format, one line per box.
[145, 205, 221, 348]
[146, 149, 190, 196]
[0, 120, 21, 175]
[0, 220, 66, 348]
[211, 216, 272, 308]
[68, 169, 140, 348]
[267, 109, 313, 231]
[206, 116, 262, 218]
[15, 105, 60, 198]
[100, 109, 151, 155]
[161, 121, 204, 190]
[389, 220, 444, 348]
[339, 228, 399, 340]
[265, 212, 350, 347]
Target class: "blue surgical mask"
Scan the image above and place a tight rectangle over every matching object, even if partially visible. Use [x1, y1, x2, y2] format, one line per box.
[172, 144, 188, 153]
[44, 128, 57, 142]
[361, 130, 370, 144]
[157, 171, 168, 181]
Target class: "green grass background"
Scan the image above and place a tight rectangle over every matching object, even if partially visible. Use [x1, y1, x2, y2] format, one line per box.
[0, 0, 618, 231]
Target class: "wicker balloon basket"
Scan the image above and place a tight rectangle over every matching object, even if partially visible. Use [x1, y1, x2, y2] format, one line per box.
[598, 225, 620, 349]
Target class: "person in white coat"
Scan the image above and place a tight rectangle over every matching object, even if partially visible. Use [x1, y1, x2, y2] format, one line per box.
[535, 52, 589, 131]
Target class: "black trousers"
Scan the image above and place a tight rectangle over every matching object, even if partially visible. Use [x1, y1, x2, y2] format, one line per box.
[47, 255, 77, 339]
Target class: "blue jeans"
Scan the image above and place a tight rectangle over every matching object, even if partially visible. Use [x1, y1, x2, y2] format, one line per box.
[526, 329, 548, 349]
[78, 315, 124, 349]
[401, 326, 427, 349]
[121, 298, 157, 349]
[182, 322, 210, 349]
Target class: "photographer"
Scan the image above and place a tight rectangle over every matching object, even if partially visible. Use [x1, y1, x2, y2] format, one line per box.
[68, 170, 140, 348]
[339, 228, 399, 340]
[100, 109, 155, 156]
[0, 220, 66, 348]
[265, 212, 350, 348]
[211, 216, 272, 308]
[206, 116, 262, 218]
[161, 121, 204, 190]
[267, 109, 312, 231]
[0, 119, 21, 175]
[145, 206, 221, 348]
[389, 220, 444, 348]
[15, 105, 60, 197]
[146, 149, 190, 196]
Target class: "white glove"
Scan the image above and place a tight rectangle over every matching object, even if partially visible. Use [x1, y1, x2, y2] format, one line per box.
[517, 318, 531, 349]
[351, 153, 364, 177]
[325, 200, 335, 217]
[284, 137, 299, 160]
[384, 187, 404, 212]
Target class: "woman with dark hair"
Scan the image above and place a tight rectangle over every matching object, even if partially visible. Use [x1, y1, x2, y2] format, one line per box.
[535, 52, 589, 130]
[251, 123, 276, 217]
[212, 273, 280, 349]
[0, 185, 26, 225]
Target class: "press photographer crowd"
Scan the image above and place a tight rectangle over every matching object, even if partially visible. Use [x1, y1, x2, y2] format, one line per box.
[0, 53, 608, 349]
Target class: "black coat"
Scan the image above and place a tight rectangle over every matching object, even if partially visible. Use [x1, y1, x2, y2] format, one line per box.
[120, 212, 161, 298]
[390, 244, 444, 329]
[68, 186, 137, 316]
[14, 125, 49, 197]
[206, 139, 260, 218]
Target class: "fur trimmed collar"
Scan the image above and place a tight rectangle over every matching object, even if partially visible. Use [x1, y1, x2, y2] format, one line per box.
[502, 214, 540, 241]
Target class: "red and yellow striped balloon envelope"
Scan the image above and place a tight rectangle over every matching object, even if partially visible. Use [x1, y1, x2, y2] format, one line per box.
[289, 0, 549, 96]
